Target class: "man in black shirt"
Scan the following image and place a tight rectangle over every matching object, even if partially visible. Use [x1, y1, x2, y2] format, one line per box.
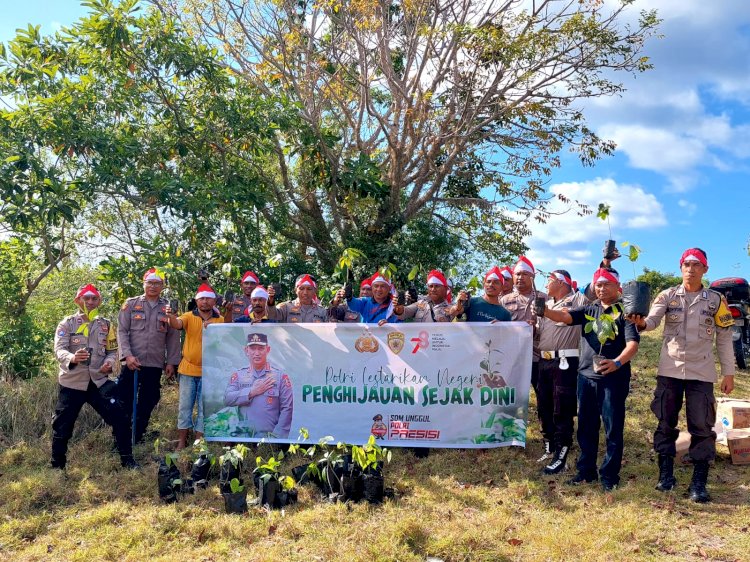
[542, 267, 639, 491]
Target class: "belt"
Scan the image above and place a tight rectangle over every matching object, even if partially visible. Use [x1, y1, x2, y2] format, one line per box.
[540, 349, 580, 360]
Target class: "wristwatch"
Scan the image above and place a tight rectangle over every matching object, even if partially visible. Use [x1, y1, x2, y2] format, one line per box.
[614, 360, 622, 369]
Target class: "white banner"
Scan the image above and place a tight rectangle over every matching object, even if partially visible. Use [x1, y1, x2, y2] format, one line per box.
[202, 322, 532, 448]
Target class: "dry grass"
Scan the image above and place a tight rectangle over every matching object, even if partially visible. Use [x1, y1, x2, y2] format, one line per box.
[0, 331, 748, 562]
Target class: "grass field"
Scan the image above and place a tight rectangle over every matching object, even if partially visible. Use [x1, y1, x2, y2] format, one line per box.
[0, 330, 748, 562]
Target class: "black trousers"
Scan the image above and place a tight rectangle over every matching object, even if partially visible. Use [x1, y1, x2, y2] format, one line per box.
[534, 358, 579, 448]
[52, 380, 132, 467]
[651, 376, 717, 462]
[116, 366, 163, 443]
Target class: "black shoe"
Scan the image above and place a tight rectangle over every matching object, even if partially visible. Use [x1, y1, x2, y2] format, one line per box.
[601, 481, 618, 492]
[543, 445, 570, 475]
[537, 439, 553, 463]
[121, 456, 142, 470]
[655, 454, 677, 492]
[50, 459, 66, 470]
[566, 472, 598, 486]
[688, 461, 711, 503]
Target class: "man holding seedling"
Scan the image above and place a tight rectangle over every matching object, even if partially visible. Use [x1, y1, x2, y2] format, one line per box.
[52, 284, 138, 470]
[628, 248, 735, 503]
[542, 267, 640, 492]
[225, 270, 261, 322]
[536, 270, 589, 474]
[268, 274, 329, 322]
[117, 267, 181, 444]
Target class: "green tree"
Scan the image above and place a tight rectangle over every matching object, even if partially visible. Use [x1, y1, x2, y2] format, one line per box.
[637, 268, 682, 295]
[157, 0, 659, 268]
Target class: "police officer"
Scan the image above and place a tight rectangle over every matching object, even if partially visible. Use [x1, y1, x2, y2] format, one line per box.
[52, 284, 138, 470]
[225, 271, 260, 322]
[224, 333, 294, 437]
[500, 257, 548, 459]
[117, 268, 181, 443]
[268, 274, 329, 322]
[498, 266, 514, 297]
[393, 270, 456, 322]
[537, 270, 588, 473]
[628, 248, 735, 502]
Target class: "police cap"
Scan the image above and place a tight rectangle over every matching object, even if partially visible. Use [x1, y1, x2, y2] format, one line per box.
[246, 333, 268, 346]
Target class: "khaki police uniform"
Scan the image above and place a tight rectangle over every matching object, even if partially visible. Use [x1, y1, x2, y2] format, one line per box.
[228, 294, 252, 322]
[117, 295, 182, 443]
[642, 286, 735, 461]
[52, 311, 132, 468]
[397, 298, 455, 322]
[536, 290, 589, 448]
[224, 363, 293, 437]
[268, 299, 328, 323]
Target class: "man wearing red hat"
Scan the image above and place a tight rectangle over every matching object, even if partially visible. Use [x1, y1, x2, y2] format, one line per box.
[359, 277, 373, 298]
[117, 268, 181, 443]
[52, 284, 138, 469]
[225, 271, 261, 322]
[166, 283, 224, 449]
[628, 248, 735, 502]
[536, 270, 588, 473]
[393, 270, 456, 323]
[333, 271, 399, 324]
[268, 274, 329, 322]
[498, 266, 514, 297]
[500, 257, 548, 446]
[452, 266, 512, 322]
[235, 286, 276, 323]
[542, 267, 640, 492]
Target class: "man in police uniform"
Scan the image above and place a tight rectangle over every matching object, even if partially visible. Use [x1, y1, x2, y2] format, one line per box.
[392, 269, 456, 323]
[117, 268, 181, 443]
[224, 333, 294, 437]
[52, 284, 138, 469]
[268, 274, 329, 322]
[498, 266, 514, 297]
[628, 248, 735, 502]
[500, 257, 548, 456]
[536, 270, 589, 473]
[225, 271, 261, 322]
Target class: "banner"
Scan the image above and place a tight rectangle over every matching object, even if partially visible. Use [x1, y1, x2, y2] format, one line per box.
[202, 322, 532, 448]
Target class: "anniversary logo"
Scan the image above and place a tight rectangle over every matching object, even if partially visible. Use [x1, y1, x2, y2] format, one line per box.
[201, 322, 532, 448]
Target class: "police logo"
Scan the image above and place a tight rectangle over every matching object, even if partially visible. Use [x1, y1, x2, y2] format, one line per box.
[57, 330, 66, 337]
[355, 333, 379, 353]
[133, 313, 144, 320]
[669, 300, 678, 307]
[134, 304, 144, 311]
[387, 332, 405, 355]
[669, 314, 678, 321]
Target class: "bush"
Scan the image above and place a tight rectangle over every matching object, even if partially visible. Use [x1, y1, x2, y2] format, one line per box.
[0, 315, 50, 381]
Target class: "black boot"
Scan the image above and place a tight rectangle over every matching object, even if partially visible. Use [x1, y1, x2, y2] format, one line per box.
[688, 461, 710, 503]
[120, 455, 142, 470]
[543, 445, 570, 475]
[655, 454, 677, 492]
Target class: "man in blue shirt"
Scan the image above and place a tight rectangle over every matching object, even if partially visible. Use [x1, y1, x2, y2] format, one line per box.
[334, 272, 399, 324]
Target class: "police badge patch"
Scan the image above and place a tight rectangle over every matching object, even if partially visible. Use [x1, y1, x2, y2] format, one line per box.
[387, 332, 405, 355]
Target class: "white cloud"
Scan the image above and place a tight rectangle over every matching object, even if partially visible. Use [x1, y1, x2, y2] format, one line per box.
[678, 199, 697, 216]
[522, 178, 667, 273]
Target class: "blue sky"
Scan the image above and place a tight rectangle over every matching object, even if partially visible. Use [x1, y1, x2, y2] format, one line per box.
[3, 1, 750, 287]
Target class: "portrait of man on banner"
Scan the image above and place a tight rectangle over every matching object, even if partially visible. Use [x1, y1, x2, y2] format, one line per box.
[223, 332, 294, 438]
